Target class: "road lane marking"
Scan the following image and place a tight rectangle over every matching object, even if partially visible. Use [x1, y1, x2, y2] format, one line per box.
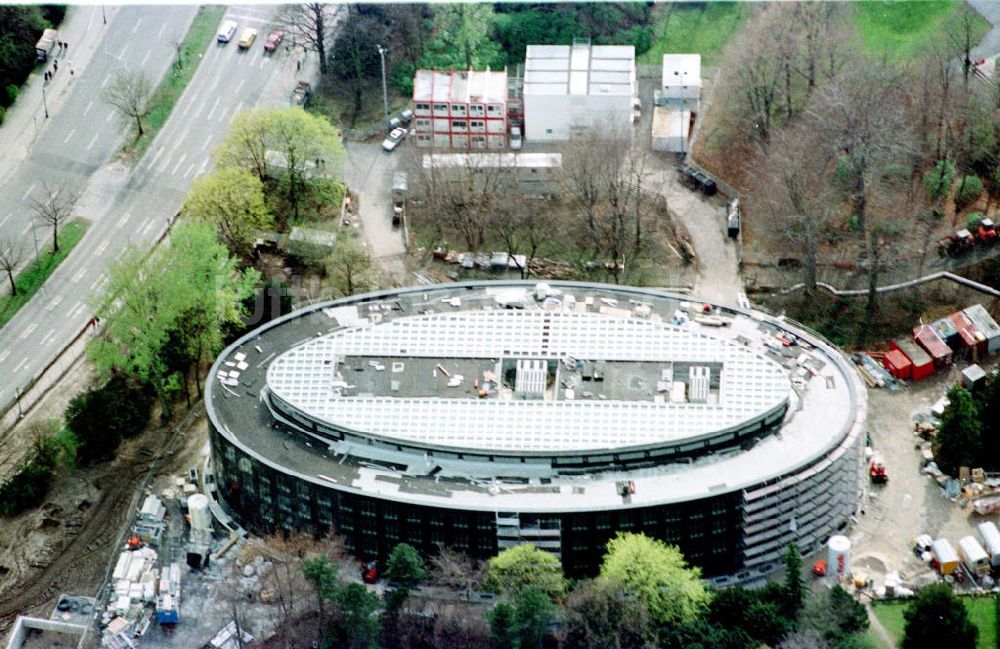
[206, 97, 221, 121]
[149, 146, 165, 169]
[13, 358, 27, 374]
[87, 132, 100, 150]
[90, 275, 106, 292]
[0, 350, 9, 364]
[133, 18, 143, 33]
[195, 158, 208, 177]
[200, 133, 215, 152]
[217, 107, 229, 123]
[40, 328, 55, 346]
[235, 79, 245, 94]
[158, 23, 167, 38]
[45, 295, 63, 311]
[230, 100, 244, 122]
[21, 183, 36, 201]
[0, 212, 10, 228]
[141, 50, 151, 66]
[106, 111, 114, 123]
[101, 72, 111, 89]
[67, 300, 83, 319]
[71, 267, 87, 283]
[184, 162, 195, 178]
[19, 323, 38, 339]
[171, 152, 188, 175]
[63, 128, 76, 143]
[194, 99, 207, 119]
[116, 211, 131, 228]
[94, 239, 109, 256]
[120, 45, 129, 60]
[83, 100, 93, 117]
[21, 223, 31, 235]
[139, 217, 154, 235]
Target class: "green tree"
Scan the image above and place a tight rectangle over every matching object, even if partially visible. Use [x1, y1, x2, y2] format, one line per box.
[183, 167, 273, 257]
[709, 586, 789, 647]
[955, 175, 983, 210]
[562, 578, 656, 649]
[88, 222, 258, 417]
[325, 235, 378, 297]
[337, 582, 380, 649]
[935, 383, 982, 476]
[64, 376, 151, 465]
[327, 6, 390, 122]
[599, 532, 711, 626]
[0, 7, 50, 107]
[484, 544, 567, 601]
[434, 4, 495, 70]
[783, 543, 805, 619]
[488, 602, 519, 649]
[303, 555, 340, 632]
[385, 543, 427, 589]
[978, 368, 1000, 469]
[214, 108, 274, 182]
[924, 159, 957, 201]
[514, 586, 554, 649]
[902, 584, 977, 649]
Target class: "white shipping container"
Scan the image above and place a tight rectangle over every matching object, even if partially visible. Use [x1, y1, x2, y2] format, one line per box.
[113, 552, 132, 581]
[958, 535, 990, 575]
[977, 522, 1000, 568]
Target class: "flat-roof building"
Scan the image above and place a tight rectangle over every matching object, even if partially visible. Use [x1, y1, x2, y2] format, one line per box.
[660, 53, 701, 106]
[523, 42, 636, 143]
[207, 282, 866, 585]
[412, 69, 509, 150]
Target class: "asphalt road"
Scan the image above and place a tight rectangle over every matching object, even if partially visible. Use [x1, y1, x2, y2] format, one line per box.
[0, 4, 305, 414]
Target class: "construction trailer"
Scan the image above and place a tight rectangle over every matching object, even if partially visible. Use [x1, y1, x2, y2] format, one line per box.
[889, 338, 933, 381]
[931, 538, 958, 575]
[957, 535, 991, 576]
[976, 521, 1000, 569]
[963, 304, 1000, 354]
[913, 325, 952, 369]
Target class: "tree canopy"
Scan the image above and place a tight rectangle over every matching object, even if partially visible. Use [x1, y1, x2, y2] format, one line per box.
[64, 376, 151, 465]
[484, 544, 567, 601]
[599, 532, 711, 626]
[902, 584, 977, 649]
[562, 578, 655, 649]
[385, 543, 428, 589]
[183, 167, 272, 257]
[935, 383, 983, 476]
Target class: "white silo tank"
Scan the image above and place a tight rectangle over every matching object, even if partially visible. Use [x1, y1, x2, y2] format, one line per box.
[827, 535, 852, 576]
[188, 493, 211, 532]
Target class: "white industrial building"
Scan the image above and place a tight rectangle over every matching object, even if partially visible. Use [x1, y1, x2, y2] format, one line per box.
[523, 42, 636, 143]
[659, 53, 701, 107]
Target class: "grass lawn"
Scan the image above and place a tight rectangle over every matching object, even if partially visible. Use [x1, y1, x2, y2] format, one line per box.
[641, 0, 988, 68]
[638, 2, 746, 67]
[0, 219, 89, 329]
[855, 0, 990, 61]
[128, 5, 227, 160]
[869, 597, 998, 649]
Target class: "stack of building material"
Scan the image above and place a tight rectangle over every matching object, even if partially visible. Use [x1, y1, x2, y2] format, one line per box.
[155, 562, 182, 625]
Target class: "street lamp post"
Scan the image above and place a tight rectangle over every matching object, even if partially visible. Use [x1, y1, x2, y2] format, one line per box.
[30, 221, 39, 259]
[41, 84, 49, 119]
[377, 45, 389, 125]
[15, 387, 23, 419]
[102, 5, 107, 24]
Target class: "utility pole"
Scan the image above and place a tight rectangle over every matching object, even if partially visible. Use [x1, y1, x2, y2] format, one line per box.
[377, 44, 389, 125]
[15, 387, 23, 419]
[41, 84, 49, 119]
[102, 5, 107, 24]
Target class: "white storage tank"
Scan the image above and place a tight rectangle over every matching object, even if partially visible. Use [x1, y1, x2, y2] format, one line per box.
[958, 535, 990, 576]
[827, 535, 851, 576]
[978, 521, 1000, 568]
[188, 493, 211, 532]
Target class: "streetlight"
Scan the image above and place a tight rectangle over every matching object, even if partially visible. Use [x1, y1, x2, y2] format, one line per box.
[15, 387, 23, 419]
[41, 84, 49, 119]
[376, 44, 389, 125]
[102, 5, 106, 24]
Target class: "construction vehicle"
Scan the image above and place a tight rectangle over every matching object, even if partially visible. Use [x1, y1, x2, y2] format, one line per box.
[362, 561, 378, 584]
[391, 171, 407, 226]
[938, 229, 976, 257]
[976, 218, 997, 244]
[35, 28, 59, 62]
[869, 456, 888, 484]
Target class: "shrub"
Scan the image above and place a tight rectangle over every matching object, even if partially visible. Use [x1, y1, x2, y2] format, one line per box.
[924, 160, 956, 201]
[65, 376, 152, 465]
[956, 175, 983, 209]
[0, 106, 5, 126]
[967, 212, 985, 230]
[5, 84, 17, 105]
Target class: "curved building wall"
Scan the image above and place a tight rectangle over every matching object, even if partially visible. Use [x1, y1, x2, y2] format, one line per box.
[207, 281, 866, 583]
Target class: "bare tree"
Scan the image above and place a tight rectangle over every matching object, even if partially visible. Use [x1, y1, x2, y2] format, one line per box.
[29, 183, 75, 254]
[718, 7, 783, 142]
[432, 603, 491, 649]
[489, 197, 560, 279]
[0, 237, 24, 295]
[777, 629, 832, 649]
[101, 70, 152, 137]
[756, 123, 839, 297]
[947, 5, 982, 90]
[428, 547, 483, 602]
[560, 132, 630, 246]
[280, 3, 340, 74]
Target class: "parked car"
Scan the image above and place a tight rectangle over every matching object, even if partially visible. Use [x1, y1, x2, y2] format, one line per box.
[263, 29, 284, 52]
[290, 81, 312, 107]
[510, 126, 522, 150]
[382, 127, 406, 152]
[217, 20, 238, 44]
[238, 27, 258, 49]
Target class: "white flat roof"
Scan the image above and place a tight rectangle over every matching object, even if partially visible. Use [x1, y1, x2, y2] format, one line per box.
[524, 43, 634, 98]
[267, 308, 789, 453]
[652, 106, 691, 138]
[422, 152, 562, 169]
[413, 69, 508, 104]
[662, 53, 701, 89]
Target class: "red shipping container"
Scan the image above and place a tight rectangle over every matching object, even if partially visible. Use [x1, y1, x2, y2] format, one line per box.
[913, 325, 952, 368]
[890, 338, 933, 381]
[948, 312, 979, 360]
[882, 349, 912, 380]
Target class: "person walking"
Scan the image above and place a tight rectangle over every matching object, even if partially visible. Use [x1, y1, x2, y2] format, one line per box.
[53, 60, 58, 72]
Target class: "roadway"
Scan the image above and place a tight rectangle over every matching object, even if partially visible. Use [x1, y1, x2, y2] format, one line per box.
[0, 5, 307, 419]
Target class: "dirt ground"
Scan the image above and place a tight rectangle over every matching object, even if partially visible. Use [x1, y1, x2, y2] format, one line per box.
[0, 354, 212, 643]
[850, 356, 1000, 594]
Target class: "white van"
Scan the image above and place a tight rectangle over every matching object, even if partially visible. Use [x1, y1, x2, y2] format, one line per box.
[958, 535, 990, 576]
[510, 126, 522, 150]
[217, 20, 238, 44]
[977, 522, 1000, 569]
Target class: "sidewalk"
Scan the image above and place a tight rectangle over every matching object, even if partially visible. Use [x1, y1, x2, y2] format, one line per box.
[0, 5, 117, 187]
